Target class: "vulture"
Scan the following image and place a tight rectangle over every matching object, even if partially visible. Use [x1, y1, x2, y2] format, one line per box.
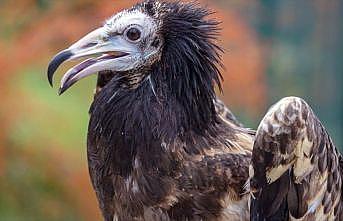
[47, 1, 342, 220]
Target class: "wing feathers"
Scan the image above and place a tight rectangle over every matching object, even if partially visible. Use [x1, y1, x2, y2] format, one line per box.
[250, 97, 342, 221]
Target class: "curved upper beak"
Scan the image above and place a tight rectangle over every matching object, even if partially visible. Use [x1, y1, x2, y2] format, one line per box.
[47, 27, 130, 95]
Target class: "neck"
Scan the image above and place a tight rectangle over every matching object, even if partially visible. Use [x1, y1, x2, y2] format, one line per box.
[90, 71, 220, 138]
[149, 63, 220, 136]
[88, 70, 222, 176]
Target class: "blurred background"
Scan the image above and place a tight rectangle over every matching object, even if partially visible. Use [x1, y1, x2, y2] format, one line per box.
[0, 0, 342, 220]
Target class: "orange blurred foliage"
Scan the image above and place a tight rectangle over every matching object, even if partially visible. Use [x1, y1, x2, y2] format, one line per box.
[210, 5, 266, 113]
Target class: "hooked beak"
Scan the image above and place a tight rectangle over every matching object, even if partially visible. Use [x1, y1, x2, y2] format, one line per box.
[47, 27, 130, 95]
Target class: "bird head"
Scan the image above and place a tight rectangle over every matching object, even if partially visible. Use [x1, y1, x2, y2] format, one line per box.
[48, 0, 222, 105]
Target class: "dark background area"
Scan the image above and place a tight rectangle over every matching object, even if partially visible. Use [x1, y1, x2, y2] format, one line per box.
[0, 0, 342, 220]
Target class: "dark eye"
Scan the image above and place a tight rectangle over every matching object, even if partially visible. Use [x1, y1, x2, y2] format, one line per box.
[126, 27, 141, 41]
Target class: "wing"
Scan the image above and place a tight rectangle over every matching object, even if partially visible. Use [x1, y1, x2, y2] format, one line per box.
[250, 97, 343, 221]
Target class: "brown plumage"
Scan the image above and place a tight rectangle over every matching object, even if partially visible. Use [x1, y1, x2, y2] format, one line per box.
[94, 71, 254, 220]
[46, 1, 342, 221]
[89, 83, 254, 221]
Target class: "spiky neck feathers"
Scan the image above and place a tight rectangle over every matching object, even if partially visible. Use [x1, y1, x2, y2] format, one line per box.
[94, 1, 223, 134]
[153, 0, 222, 132]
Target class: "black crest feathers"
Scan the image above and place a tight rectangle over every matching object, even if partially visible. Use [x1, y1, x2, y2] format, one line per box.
[143, 1, 224, 134]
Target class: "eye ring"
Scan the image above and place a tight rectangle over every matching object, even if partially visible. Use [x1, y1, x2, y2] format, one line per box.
[125, 27, 142, 42]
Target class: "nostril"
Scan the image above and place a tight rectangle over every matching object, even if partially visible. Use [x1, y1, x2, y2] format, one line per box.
[82, 42, 98, 49]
